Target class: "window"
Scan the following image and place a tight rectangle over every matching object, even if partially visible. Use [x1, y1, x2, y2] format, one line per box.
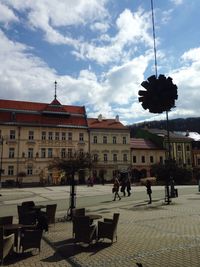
[27, 165, 33, 175]
[160, 156, 163, 163]
[42, 131, 46, 140]
[103, 136, 107, 144]
[41, 148, 46, 158]
[133, 155, 136, 163]
[10, 130, 15, 140]
[48, 132, 53, 140]
[94, 154, 98, 162]
[186, 145, 190, 151]
[9, 148, 15, 158]
[68, 148, 72, 158]
[28, 148, 33, 158]
[123, 137, 127, 144]
[28, 131, 34, 140]
[113, 154, 117, 162]
[62, 132, 66, 140]
[103, 154, 108, 162]
[113, 136, 116, 144]
[55, 132, 60, 140]
[93, 136, 97, 144]
[123, 154, 127, 162]
[197, 158, 200, 165]
[68, 132, 72, 141]
[177, 145, 182, 151]
[141, 156, 145, 163]
[79, 149, 84, 155]
[150, 156, 154, 163]
[79, 133, 84, 142]
[8, 166, 14, 175]
[48, 148, 53, 158]
[61, 148, 66, 158]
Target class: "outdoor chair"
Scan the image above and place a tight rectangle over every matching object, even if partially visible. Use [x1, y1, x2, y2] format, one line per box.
[97, 213, 120, 243]
[19, 228, 43, 253]
[72, 208, 85, 218]
[73, 216, 96, 245]
[21, 201, 35, 209]
[17, 205, 37, 225]
[45, 204, 57, 228]
[0, 227, 14, 265]
[0, 216, 13, 226]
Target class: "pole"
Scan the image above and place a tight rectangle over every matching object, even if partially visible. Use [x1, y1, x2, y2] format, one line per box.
[165, 111, 171, 204]
[66, 172, 76, 220]
[0, 137, 3, 188]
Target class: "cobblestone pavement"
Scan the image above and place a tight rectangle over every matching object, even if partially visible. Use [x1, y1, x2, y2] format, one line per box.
[3, 191, 200, 266]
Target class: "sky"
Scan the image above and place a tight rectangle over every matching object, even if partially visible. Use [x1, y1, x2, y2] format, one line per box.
[0, 0, 200, 125]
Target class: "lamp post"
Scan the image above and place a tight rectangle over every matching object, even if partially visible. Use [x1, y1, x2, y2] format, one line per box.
[0, 137, 4, 188]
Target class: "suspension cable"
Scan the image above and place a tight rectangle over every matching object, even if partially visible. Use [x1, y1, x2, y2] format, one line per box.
[150, 0, 158, 78]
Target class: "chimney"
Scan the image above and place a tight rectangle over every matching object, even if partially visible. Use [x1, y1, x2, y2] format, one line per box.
[115, 115, 119, 122]
[98, 114, 102, 122]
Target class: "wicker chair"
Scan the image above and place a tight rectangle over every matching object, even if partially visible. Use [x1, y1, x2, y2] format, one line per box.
[17, 205, 37, 225]
[73, 216, 96, 245]
[97, 213, 120, 243]
[72, 208, 86, 237]
[0, 227, 14, 265]
[0, 216, 13, 226]
[21, 201, 35, 208]
[46, 204, 57, 227]
[20, 228, 43, 253]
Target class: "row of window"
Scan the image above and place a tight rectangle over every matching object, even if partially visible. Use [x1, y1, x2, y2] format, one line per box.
[7, 165, 32, 176]
[132, 155, 163, 164]
[93, 153, 128, 162]
[93, 135, 127, 144]
[3, 130, 84, 142]
[1, 130, 128, 144]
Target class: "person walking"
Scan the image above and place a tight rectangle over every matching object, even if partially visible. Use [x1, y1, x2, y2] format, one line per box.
[126, 177, 131, 196]
[146, 179, 152, 204]
[112, 177, 121, 201]
[120, 178, 126, 197]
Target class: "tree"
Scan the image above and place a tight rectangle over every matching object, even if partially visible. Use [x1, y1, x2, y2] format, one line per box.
[48, 151, 96, 220]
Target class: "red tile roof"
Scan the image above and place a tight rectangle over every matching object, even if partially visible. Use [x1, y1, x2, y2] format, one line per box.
[87, 118, 128, 130]
[0, 99, 87, 128]
[131, 138, 163, 150]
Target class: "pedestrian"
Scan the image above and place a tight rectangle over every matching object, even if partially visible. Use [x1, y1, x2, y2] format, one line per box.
[146, 179, 152, 204]
[126, 177, 131, 196]
[120, 178, 126, 197]
[112, 177, 121, 201]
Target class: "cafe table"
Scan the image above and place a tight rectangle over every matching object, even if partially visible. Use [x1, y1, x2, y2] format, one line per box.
[4, 224, 36, 252]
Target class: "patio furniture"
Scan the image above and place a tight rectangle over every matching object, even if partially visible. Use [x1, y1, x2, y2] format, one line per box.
[17, 205, 37, 225]
[19, 228, 43, 253]
[97, 213, 120, 243]
[0, 216, 13, 226]
[73, 216, 96, 245]
[0, 227, 14, 265]
[21, 201, 35, 208]
[45, 204, 57, 227]
[72, 208, 86, 237]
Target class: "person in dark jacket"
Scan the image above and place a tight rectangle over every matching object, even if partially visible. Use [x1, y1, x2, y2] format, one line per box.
[126, 177, 131, 196]
[146, 179, 152, 204]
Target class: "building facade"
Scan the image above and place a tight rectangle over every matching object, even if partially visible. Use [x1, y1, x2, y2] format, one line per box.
[87, 115, 131, 182]
[130, 138, 166, 182]
[0, 98, 88, 186]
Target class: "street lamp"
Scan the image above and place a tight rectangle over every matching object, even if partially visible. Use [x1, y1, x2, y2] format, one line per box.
[0, 137, 4, 188]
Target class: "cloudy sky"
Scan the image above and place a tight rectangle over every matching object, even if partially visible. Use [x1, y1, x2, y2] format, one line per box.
[0, 0, 199, 125]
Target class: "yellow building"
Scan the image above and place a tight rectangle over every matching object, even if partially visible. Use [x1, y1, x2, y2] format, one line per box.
[87, 115, 131, 182]
[130, 138, 166, 182]
[0, 97, 88, 186]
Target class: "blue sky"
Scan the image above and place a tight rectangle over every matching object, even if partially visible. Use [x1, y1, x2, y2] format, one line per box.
[0, 0, 200, 125]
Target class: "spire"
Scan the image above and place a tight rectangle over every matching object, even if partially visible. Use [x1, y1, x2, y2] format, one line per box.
[54, 80, 57, 99]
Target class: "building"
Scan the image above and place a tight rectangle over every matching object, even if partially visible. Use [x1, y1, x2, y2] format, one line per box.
[136, 128, 193, 168]
[0, 97, 88, 186]
[130, 138, 166, 182]
[87, 115, 131, 182]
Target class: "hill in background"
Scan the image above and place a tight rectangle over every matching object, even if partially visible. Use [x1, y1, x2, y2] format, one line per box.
[129, 117, 200, 137]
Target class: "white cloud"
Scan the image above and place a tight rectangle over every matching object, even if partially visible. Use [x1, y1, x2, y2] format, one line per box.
[170, 0, 183, 5]
[0, 3, 18, 25]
